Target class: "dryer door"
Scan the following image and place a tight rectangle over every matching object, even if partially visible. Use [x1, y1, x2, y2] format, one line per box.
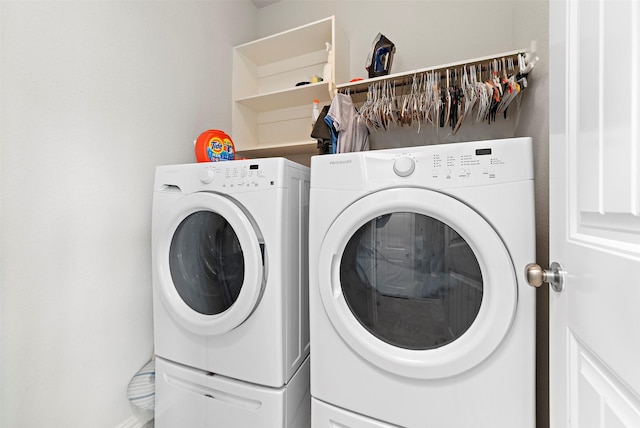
[156, 192, 265, 335]
[318, 188, 517, 379]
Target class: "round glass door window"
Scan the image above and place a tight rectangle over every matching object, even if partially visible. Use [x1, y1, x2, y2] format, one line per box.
[169, 211, 245, 315]
[340, 212, 482, 350]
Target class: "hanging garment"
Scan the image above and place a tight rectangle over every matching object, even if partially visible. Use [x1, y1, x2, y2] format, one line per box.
[324, 114, 338, 154]
[327, 93, 369, 153]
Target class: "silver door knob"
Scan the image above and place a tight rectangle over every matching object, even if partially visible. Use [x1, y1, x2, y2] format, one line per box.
[525, 262, 564, 292]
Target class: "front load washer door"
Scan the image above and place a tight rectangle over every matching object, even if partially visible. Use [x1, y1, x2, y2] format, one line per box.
[156, 192, 265, 336]
[317, 188, 517, 379]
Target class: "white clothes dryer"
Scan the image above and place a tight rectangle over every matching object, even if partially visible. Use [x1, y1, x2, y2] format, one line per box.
[152, 158, 310, 387]
[309, 138, 536, 428]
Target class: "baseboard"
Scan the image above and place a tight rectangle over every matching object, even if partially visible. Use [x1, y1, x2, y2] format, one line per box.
[115, 413, 154, 428]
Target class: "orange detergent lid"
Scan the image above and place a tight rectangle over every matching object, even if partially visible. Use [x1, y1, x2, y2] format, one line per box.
[194, 130, 235, 162]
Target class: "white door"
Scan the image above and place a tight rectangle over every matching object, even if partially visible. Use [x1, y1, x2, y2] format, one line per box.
[549, 0, 640, 426]
[371, 212, 416, 297]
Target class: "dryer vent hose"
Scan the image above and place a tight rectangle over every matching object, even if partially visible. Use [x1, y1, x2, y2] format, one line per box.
[127, 356, 155, 411]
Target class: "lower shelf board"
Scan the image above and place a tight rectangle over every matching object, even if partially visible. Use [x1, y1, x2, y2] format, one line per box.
[235, 141, 319, 159]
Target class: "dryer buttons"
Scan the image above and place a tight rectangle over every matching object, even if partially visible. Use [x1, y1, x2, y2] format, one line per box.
[393, 156, 416, 177]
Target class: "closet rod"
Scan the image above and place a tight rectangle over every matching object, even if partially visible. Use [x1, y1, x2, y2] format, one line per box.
[336, 47, 532, 98]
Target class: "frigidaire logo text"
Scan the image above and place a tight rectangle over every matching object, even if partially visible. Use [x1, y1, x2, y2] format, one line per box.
[329, 160, 352, 165]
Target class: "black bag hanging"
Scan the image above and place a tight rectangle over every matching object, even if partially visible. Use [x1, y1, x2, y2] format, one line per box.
[311, 105, 332, 154]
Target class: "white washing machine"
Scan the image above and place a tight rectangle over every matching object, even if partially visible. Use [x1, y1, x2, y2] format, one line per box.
[152, 158, 311, 427]
[309, 138, 536, 428]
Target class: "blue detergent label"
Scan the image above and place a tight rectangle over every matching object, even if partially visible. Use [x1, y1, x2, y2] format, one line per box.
[206, 137, 235, 161]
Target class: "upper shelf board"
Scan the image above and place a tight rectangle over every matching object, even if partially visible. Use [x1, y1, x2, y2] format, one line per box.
[234, 16, 333, 66]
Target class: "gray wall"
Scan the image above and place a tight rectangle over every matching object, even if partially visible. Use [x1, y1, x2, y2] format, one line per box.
[0, 1, 256, 426]
[1, 1, 549, 426]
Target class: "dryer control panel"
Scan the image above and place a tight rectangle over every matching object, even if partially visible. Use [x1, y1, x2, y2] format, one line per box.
[426, 146, 508, 182]
[200, 162, 276, 190]
[311, 137, 533, 191]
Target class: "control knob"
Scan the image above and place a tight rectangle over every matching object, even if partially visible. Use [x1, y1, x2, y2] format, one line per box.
[199, 168, 215, 184]
[393, 156, 415, 177]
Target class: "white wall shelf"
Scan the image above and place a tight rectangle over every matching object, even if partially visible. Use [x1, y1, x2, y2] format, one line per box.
[235, 81, 332, 112]
[232, 16, 348, 164]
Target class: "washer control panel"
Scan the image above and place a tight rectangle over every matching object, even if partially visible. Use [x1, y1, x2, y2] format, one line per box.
[157, 158, 309, 195]
[199, 162, 277, 190]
